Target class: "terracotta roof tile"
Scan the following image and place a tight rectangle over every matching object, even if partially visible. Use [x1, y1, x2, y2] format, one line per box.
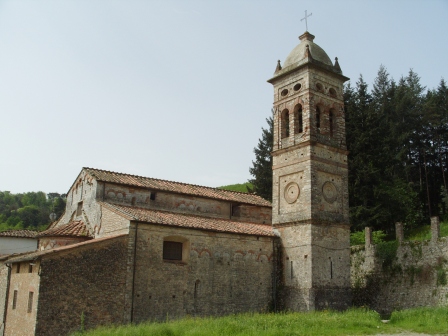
[5, 234, 127, 263]
[0, 230, 38, 238]
[101, 202, 275, 237]
[37, 220, 93, 238]
[83, 167, 271, 207]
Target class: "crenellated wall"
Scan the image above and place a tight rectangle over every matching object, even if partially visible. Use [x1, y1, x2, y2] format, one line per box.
[351, 218, 448, 315]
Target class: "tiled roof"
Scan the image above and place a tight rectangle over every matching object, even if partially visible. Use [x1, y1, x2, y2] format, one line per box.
[4, 234, 127, 264]
[37, 220, 93, 238]
[101, 202, 275, 237]
[83, 167, 271, 207]
[0, 230, 38, 238]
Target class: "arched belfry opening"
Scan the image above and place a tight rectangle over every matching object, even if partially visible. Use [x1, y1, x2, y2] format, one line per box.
[281, 109, 290, 138]
[294, 104, 303, 134]
[267, 31, 351, 311]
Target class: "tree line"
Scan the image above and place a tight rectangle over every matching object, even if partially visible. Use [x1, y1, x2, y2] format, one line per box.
[0, 191, 66, 232]
[249, 66, 448, 234]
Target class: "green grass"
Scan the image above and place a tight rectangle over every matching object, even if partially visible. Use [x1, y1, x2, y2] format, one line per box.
[72, 307, 448, 335]
[407, 221, 448, 241]
[217, 182, 253, 193]
[389, 306, 448, 334]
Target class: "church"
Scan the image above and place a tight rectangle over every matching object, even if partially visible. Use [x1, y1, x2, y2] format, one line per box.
[0, 30, 351, 336]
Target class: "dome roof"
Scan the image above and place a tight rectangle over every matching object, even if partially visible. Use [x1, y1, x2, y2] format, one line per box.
[283, 32, 333, 68]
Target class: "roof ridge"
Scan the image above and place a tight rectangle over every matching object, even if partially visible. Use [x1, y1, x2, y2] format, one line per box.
[83, 167, 263, 198]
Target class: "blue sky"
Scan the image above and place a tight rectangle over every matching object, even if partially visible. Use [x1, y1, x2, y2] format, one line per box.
[0, 0, 447, 193]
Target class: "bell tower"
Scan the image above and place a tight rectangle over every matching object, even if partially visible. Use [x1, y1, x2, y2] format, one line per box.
[268, 32, 351, 311]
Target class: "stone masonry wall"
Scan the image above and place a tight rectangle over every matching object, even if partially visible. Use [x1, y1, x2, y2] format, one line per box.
[4, 261, 40, 336]
[351, 235, 448, 315]
[0, 263, 9, 335]
[131, 224, 275, 322]
[100, 205, 130, 237]
[59, 172, 102, 236]
[34, 236, 128, 336]
[102, 183, 271, 225]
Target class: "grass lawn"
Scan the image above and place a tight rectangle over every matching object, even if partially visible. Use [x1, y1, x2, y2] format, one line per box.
[72, 307, 448, 335]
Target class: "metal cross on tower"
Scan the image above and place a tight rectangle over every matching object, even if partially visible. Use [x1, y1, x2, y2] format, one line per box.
[301, 10, 312, 32]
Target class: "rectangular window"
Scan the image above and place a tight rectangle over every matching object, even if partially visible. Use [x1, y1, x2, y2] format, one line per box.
[27, 292, 34, 313]
[12, 290, 18, 309]
[150, 192, 156, 201]
[76, 201, 83, 216]
[16, 263, 20, 274]
[163, 241, 182, 261]
[29, 264, 33, 273]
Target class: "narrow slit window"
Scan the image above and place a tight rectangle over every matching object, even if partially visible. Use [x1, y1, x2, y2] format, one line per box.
[27, 292, 34, 313]
[16, 263, 20, 274]
[330, 258, 333, 279]
[12, 290, 18, 309]
[194, 280, 200, 299]
[76, 201, 83, 216]
[290, 261, 293, 279]
[29, 264, 33, 273]
[316, 107, 321, 133]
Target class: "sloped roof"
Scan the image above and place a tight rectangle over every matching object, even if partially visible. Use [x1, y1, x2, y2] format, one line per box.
[37, 220, 93, 238]
[83, 167, 271, 207]
[0, 230, 38, 239]
[102, 202, 275, 237]
[5, 234, 127, 264]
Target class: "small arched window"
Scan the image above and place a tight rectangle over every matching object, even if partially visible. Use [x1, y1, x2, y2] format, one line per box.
[281, 109, 290, 138]
[316, 106, 321, 133]
[329, 88, 337, 98]
[294, 104, 303, 134]
[329, 109, 335, 137]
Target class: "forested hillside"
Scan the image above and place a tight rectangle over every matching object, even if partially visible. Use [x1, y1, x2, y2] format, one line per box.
[249, 66, 448, 234]
[0, 191, 66, 232]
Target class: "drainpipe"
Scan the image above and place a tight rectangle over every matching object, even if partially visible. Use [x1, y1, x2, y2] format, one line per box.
[1, 263, 12, 336]
[130, 222, 138, 323]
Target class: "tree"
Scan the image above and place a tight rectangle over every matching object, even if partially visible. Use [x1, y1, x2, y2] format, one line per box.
[248, 116, 273, 201]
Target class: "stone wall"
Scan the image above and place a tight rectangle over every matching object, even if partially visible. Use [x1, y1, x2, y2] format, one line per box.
[351, 225, 448, 315]
[34, 236, 128, 336]
[131, 223, 275, 322]
[102, 182, 271, 225]
[59, 171, 102, 236]
[100, 204, 130, 237]
[0, 263, 9, 335]
[4, 261, 40, 336]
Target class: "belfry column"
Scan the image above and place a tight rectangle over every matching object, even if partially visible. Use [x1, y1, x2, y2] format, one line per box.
[268, 32, 351, 311]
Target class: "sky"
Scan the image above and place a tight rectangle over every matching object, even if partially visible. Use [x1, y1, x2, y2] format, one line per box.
[0, 0, 447, 194]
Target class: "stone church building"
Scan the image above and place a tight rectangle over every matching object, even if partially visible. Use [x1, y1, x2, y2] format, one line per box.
[0, 31, 351, 336]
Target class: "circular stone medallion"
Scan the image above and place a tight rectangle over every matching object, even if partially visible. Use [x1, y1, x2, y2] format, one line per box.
[284, 182, 300, 204]
[322, 181, 337, 203]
